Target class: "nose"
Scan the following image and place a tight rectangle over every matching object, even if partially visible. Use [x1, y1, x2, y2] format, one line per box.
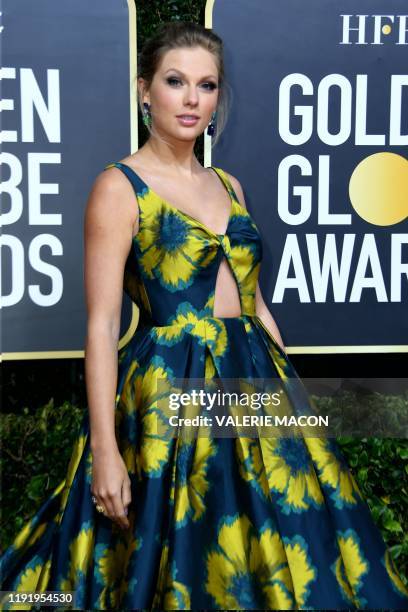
[183, 85, 199, 106]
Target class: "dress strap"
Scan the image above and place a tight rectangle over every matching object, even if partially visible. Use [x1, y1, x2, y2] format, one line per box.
[104, 161, 148, 197]
[210, 166, 240, 204]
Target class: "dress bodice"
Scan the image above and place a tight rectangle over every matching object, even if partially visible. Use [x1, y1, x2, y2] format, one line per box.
[104, 162, 263, 328]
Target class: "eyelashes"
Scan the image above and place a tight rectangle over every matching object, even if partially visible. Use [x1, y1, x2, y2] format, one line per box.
[166, 76, 218, 91]
[166, 77, 182, 87]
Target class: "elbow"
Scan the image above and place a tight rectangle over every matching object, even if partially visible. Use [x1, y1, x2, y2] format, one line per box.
[86, 317, 120, 343]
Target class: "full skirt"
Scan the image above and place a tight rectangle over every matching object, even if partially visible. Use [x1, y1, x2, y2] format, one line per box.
[1, 315, 408, 610]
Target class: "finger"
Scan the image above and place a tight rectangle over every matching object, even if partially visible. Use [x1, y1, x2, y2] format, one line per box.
[110, 491, 130, 530]
[93, 494, 109, 519]
[122, 478, 132, 516]
[94, 490, 124, 529]
[99, 492, 116, 521]
[91, 490, 104, 510]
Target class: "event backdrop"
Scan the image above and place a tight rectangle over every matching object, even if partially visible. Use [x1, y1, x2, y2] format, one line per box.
[1, 0, 138, 359]
[1, 1, 407, 358]
[206, 0, 408, 353]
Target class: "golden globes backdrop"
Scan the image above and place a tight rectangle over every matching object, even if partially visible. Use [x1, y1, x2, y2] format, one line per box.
[1, 1, 407, 360]
[1, 1, 137, 360]
[205, 0, 408, 354]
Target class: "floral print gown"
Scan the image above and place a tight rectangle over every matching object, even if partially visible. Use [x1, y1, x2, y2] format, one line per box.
[1, 161, 408, 611]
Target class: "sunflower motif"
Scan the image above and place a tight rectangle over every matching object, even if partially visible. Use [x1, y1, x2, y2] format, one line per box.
[305, 437, 364, 509]
[150, 301, 211, 346]
[151, 542, 191, 609]
[115, 356, 179, 478]
[244, 320, 252, 335]
[85, 447, 93, 485]
[228, 241, 261, 313]
[11, 517, 47, 553]
[205, 513, 316, 609]
[382, 548, 408, 599]
[94, 533, 142, 609]
[258, 437, 324, 514]
[235, 438, 270, 500]
[1, 556, 52, 610]
[331, 528, 369, 607]
[135, 194, 217, 291]
[58, 520, 95, 600]
[149, 301, 228, 373]
[285, 534, 318, 607]
[169, 436, 218, 529]
[204, 349, 218, 379]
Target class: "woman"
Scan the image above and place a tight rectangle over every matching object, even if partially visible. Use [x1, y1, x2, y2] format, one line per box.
[1, 21, 407, 611]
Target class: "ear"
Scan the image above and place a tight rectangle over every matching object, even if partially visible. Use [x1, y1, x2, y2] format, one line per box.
[137, 77, 150, 105]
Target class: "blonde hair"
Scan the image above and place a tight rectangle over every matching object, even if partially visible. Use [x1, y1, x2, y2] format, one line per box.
[135, 21, 231, 147]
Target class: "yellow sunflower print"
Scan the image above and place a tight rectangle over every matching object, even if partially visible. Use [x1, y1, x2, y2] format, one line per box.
[205, 513, 317, 609]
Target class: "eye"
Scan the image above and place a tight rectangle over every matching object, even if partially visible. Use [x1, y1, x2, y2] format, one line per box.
[201, 82, 218, 91]
[166, 77, 182, 87]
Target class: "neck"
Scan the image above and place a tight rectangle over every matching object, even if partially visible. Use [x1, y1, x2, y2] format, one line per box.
[142, 132, 201, 175]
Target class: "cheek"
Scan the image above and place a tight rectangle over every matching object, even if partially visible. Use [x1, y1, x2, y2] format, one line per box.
[201, 94, 217, 112]
[155, 88, 181, 113]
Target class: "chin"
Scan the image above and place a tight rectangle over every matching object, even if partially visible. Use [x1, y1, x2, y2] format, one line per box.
[172, 129, 201, 142]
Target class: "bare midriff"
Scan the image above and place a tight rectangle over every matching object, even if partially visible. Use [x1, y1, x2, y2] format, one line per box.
[212, 256, 242, 317]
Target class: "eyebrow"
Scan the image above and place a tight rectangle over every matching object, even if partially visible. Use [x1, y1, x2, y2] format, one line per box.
[164, 68, 218, 80]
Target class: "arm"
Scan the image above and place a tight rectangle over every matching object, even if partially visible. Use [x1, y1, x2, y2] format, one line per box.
[226, 172, 286, 353]
[83, 167, 138, 528]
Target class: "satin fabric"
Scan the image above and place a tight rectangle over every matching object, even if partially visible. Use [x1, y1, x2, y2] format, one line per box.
[1, 161, 407, 610]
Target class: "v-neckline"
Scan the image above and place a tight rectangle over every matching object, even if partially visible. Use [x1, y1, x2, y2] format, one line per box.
[116, 162, 235, 238]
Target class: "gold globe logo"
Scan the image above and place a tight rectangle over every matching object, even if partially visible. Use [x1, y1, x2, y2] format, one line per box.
[349, 152, 408, 226]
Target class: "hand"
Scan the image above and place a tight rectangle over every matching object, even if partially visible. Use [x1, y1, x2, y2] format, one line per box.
[90, 446, 132, 530]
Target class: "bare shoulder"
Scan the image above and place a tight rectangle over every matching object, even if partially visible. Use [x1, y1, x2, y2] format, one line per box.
[223, 171, 247, 209]
[87, 165, 138, 232]
[92, 164, 131, 198]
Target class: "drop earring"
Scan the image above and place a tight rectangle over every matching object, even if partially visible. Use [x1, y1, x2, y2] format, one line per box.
[207, 110, 217, 136]
[143, 102, 152, 128]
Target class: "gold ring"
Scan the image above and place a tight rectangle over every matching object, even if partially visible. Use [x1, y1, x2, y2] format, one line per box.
[95, 504, 106, 515]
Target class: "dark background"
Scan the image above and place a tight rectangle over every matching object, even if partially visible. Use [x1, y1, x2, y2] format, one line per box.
[2, 0, 406, 420]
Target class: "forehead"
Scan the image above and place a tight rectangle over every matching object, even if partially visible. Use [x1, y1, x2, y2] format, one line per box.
[157, 46, 218, 77]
